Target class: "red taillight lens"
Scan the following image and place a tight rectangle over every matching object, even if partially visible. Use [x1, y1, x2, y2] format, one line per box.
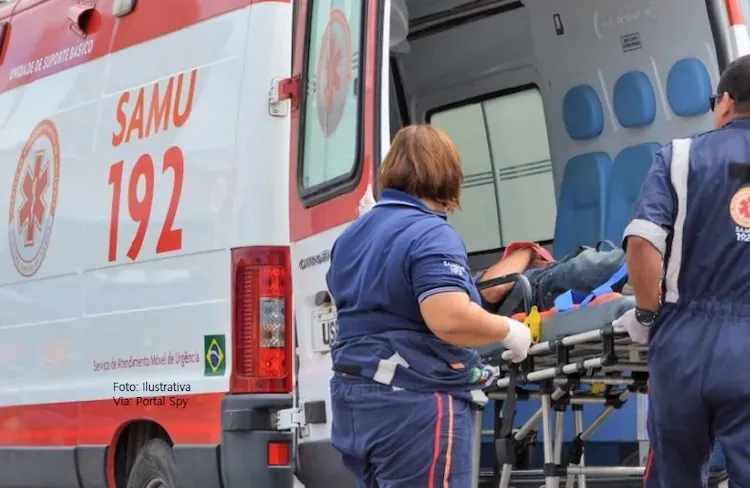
[267, 441, 290, 466]
[231, 247, 292, 393]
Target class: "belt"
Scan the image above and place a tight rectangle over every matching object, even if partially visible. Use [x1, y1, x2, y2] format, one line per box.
[332, 363, 363, 376]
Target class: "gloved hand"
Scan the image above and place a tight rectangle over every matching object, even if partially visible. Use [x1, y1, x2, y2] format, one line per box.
[502, 318, 532, 363]
[612, 308, 649, 344]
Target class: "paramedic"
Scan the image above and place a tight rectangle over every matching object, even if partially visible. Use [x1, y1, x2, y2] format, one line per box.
[326, 124, 532, 488]
[619, 54, 750, 487]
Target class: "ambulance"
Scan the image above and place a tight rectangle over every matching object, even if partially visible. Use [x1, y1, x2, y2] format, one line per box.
[0, 0, 746, 486]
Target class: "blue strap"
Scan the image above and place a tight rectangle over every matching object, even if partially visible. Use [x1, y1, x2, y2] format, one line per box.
[579, 263, 629, 309]
[554, 289, 588, 313]
[553, 263, 628, 312]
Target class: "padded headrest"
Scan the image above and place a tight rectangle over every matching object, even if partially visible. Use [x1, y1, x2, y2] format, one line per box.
[563, 85, 604, 140]
[613, 71, 657, 128]
[612, 143, 660, 198]
[667, 58, 712, 117]
[553, 152, 612, 258]
[604, 143, 661, 243]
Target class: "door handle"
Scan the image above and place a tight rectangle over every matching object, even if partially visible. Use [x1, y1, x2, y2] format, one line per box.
[68, 1, 95, 37]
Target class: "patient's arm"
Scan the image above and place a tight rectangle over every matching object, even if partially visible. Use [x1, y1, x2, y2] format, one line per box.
[477, 248, 534, 305]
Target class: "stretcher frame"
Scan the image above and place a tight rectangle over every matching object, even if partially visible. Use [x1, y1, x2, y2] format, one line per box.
[472, 273, 649, 488]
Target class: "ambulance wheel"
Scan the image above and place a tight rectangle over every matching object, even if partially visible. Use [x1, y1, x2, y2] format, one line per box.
[126, 438, 180, 488]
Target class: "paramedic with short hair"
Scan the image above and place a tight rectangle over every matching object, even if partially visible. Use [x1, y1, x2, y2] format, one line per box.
[326, 124, 532, 488]
[619, 54, 750, 487]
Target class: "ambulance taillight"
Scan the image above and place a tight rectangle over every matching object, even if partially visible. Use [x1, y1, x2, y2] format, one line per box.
[230, 247, 292, 393]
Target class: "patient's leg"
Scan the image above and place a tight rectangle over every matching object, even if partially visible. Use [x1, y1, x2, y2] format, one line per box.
[477, 248, 533, 305]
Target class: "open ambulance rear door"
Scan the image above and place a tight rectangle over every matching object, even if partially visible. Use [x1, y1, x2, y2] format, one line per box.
[279, 1, 384, 486]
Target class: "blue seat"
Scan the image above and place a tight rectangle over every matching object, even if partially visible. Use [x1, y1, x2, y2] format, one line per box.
[562, 85, 605, 140]
[667, 58, 712, 117]
[553, 153, 613, 258]
[604, 143, 661, 244]
[613, 71, 657, 128]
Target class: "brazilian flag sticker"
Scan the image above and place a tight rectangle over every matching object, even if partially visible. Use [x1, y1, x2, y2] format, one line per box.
[204, 334, 226, 376]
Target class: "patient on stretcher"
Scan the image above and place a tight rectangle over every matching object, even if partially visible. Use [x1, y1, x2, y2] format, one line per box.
[476, 242, 629, 316]
[473, 242, 637, 352]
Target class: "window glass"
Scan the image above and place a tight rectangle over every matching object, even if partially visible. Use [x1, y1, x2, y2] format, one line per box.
[430, 88, 556, 253]
[301, 0, 363, 191]
[431, 105, 501, 253]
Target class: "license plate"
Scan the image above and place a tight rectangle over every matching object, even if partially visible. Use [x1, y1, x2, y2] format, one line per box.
[311, 307, 337, 353]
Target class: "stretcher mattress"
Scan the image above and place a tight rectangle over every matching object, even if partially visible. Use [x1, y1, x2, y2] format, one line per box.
[477, 294, 635, 360]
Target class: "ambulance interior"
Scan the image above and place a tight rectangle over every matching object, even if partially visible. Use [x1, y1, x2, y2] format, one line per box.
[387, 0, 723, 472]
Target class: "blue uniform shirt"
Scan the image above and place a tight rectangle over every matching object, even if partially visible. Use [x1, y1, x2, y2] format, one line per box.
[326, 189, 489, 403]
[624, 117, 750, 308]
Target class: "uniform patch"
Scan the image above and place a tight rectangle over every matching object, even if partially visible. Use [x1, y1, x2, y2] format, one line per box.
[315, 8, 352, 138]
[443, 260, 466, 277]
[8, 119, 61, 277]
[729, 187, 750, 241]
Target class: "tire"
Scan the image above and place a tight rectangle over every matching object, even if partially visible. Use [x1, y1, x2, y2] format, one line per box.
[126, 438, 181, 488]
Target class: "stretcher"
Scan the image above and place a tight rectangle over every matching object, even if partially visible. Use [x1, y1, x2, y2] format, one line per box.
[470, 272, 648, 488]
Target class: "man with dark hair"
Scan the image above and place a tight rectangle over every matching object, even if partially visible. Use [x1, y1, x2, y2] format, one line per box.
[715, 55, 750, 115]
[617, 54, 750, 487]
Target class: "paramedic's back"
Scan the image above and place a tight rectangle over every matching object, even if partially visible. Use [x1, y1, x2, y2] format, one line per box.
[324, 125, 531, 488]
[622, 54, 750, 487]
[326, 188, 486, 396]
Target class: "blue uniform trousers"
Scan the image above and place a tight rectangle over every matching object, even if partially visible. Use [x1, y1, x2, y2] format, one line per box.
[644, 302, 750, 488]
[330, 375, 475, 488]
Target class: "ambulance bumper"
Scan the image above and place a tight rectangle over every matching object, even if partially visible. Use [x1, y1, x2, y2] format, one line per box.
[175, 393, 294, 488]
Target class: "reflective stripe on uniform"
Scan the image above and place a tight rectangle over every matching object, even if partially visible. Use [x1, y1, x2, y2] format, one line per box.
[664, 138, 692, 304]
[624, 219, 669, 256]
[373, 352, 410, 385]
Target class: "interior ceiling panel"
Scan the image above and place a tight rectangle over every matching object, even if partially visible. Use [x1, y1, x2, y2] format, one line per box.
[407, 0, 481, 20]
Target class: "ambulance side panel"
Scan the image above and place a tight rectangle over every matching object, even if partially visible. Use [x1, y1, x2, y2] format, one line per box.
[0, 1, 291, 487]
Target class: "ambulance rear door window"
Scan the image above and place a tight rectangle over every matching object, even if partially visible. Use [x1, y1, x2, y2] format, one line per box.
[298, 0, 365, 202]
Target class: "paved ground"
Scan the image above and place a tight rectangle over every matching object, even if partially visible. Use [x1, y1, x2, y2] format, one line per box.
[294, 472, 731, 487]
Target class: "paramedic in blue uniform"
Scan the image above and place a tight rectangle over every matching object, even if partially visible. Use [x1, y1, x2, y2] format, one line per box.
[326, 124, 532, 488]
[618, 54, 750, 487]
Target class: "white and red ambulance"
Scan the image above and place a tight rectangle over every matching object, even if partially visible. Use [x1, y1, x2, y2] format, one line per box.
[0, 0, 748, 487]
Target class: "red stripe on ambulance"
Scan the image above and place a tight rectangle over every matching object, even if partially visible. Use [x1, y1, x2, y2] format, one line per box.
[0, 393, 225, 446]
[0, 0, 289, 95]
[726, 0, 746, 26]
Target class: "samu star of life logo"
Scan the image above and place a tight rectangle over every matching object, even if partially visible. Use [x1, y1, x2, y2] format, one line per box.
[8, 120, 60, 277]
[19, 151, 50, 246]
[315, 8, 352, 139]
